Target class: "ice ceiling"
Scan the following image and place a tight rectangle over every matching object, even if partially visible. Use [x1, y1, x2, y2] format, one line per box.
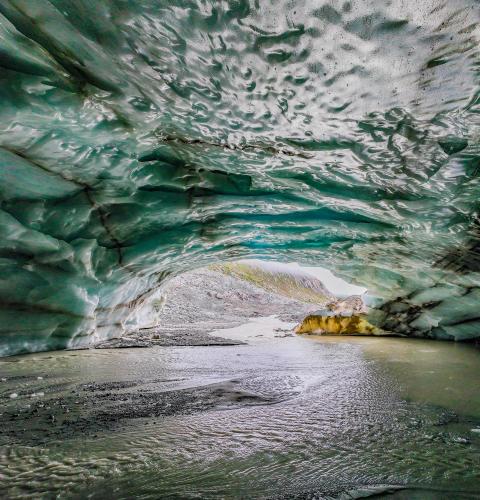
[0, 0, 479, 355]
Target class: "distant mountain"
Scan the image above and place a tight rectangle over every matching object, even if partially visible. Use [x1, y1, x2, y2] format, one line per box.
[213, 260, 335, 306]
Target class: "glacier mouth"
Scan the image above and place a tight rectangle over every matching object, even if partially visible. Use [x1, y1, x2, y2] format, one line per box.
[0, 0, 479, 355]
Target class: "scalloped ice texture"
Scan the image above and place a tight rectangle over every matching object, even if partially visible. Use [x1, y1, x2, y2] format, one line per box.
[0, 0, 479, 356]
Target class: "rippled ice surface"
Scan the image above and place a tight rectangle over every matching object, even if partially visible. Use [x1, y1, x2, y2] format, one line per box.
[2, 0, 480, 354]
[1, 318, 479, 499]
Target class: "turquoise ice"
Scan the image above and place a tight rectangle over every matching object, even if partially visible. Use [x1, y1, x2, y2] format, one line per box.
[0, 0, 479, 355]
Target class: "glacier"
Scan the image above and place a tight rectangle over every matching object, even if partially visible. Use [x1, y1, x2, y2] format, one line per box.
[0, 0, 479, 356]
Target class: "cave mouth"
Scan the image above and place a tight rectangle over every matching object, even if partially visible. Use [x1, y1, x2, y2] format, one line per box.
[88, 258, 374, 350]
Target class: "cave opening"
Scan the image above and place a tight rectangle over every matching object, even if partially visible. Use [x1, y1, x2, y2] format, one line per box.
[104, 258, 373, 350]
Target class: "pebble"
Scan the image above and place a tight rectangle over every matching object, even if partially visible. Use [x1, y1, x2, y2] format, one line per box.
[452, 436, 470, 444]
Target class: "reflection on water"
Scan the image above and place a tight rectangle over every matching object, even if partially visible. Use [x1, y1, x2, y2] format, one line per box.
[0, 318, 479, 499]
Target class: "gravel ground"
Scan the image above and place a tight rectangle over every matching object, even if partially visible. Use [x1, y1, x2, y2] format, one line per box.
[1, 376, 276, 445]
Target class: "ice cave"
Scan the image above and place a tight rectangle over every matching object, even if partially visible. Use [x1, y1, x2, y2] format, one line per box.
[0, 1, 479, 498]
[1, 0, 479, 357]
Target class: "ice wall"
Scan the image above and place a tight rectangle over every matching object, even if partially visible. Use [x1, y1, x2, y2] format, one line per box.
[1, 0, 479, 355]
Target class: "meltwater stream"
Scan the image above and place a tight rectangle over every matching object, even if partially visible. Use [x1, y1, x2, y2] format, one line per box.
[1, 318, 479, 499]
